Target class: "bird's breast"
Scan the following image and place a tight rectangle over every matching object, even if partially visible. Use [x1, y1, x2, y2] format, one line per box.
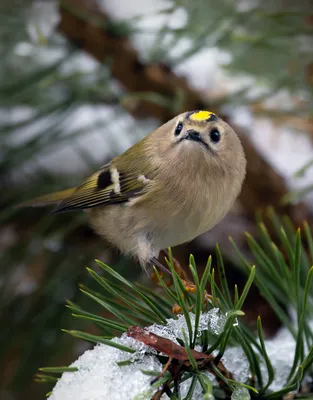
[148, 174, 232, 249]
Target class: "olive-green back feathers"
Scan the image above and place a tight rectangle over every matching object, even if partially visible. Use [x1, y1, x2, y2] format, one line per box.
[53, 164, 148, 212]
[18, 164, 150, 213]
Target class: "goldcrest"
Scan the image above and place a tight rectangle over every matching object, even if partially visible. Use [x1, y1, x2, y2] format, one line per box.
[20, 111, 246, 272]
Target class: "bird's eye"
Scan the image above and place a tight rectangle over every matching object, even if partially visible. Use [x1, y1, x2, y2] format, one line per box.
[175, 122, 183, 136]
[209, 129, 221, 143]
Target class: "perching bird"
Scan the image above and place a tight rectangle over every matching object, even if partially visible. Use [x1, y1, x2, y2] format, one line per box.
[19, 110, 246, 274]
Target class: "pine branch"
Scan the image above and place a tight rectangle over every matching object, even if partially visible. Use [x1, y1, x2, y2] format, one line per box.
[39, 212, 313, 399]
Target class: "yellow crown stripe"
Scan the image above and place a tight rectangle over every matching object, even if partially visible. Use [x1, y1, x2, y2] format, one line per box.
[189, 111, 216, 121]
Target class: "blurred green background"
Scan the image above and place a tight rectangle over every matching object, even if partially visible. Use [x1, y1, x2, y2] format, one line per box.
[1, 0, 313, 399]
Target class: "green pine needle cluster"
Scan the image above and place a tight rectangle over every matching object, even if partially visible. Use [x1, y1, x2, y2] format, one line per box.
[38, 210, 313, 399]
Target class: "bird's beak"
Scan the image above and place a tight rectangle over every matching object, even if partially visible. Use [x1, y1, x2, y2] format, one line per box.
[185, 130, 208, 148]
[186, 130, 202, 142]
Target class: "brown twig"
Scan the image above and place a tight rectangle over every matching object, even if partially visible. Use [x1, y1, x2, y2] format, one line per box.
[127, 326, 233, 397]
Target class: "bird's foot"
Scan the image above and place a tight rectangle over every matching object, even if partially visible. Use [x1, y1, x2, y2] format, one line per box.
[149, 252, 188, 284]
[161, 249, 188, 281]
[149, 253, 212, 314]
[150, 256, 172, 277]
[150, 253, 197, 294]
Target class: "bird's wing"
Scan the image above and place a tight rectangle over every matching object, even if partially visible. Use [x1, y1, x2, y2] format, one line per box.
[17, 188, 77, 208]
[53, 163, 152, 213]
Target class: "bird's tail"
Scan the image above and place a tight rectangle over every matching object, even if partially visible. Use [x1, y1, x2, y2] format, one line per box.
[17, 188, 76, 208]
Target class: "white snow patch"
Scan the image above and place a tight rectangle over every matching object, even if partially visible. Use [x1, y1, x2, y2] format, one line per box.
[48, 308, 305, 399]
[99, 0, 171, 20]
[48, 336, 162, 400]
[229, 105, 313, 209]
[231, 386, 250, 400]
[27, 0, 60, 42]
[148, 308, 226, 343]
[221, 324, 299, 393]
[48, 310, 226, 400]
[6, 104, 158, 178]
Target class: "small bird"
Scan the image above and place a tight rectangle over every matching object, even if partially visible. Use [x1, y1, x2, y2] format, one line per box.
[19, 110, 246, 274]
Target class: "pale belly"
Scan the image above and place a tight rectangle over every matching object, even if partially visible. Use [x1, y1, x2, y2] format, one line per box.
[152, 206, 223, 250]
[88, 178, 237, 263]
